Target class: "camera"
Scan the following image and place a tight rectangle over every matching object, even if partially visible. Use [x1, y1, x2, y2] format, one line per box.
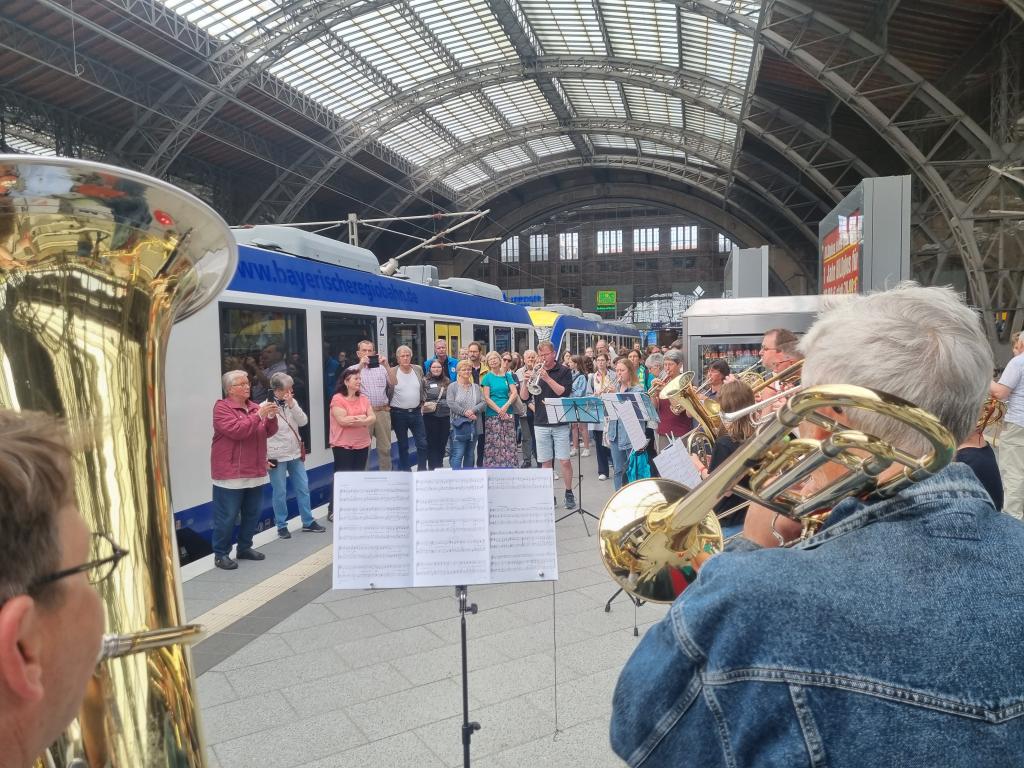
[368, 354, 380, 368]
[274, 397, 286, 408]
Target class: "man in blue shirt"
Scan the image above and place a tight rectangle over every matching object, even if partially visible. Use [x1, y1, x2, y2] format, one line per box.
[611, 284, 1024, 767]
[423, 338, 459, 381]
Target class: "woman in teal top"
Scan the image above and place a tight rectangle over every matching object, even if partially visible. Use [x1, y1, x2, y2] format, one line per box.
[481, 351, 519, 467]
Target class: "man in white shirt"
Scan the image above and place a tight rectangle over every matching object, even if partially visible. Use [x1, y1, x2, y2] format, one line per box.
[989, 332, 1024, 518]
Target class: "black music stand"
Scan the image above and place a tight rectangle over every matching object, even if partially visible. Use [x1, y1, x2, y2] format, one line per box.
[548, 397, 604, 535]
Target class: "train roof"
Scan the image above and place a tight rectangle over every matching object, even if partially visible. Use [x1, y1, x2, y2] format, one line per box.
[229, 240, 531, 323]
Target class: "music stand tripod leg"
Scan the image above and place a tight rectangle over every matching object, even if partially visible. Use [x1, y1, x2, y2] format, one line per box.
[456, 586, 480, 768]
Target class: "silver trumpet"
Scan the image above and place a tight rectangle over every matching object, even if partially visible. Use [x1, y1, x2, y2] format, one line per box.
[527, 361, 544, 395]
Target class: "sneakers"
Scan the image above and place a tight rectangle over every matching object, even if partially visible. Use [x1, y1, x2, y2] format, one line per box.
[327, 510, 334, 522]
[236, 548, 265, 561]
[569, 447, 577, 457]
[581, 448, 591, 457]
[598, 473, 608, 481]
[303, 521, 326, 533]
[214, 555, 237, 570]
[277, 527, 291, 539]
[564, 490, 577, 510]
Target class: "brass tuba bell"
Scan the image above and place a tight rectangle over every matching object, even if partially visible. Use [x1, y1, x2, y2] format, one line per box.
[0, 155, 235, 766]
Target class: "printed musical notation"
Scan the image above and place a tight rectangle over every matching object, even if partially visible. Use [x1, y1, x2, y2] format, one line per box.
[331, 469, 559, 590]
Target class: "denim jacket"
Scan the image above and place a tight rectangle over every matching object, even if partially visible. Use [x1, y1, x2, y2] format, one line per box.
[610, 464, 1024, 767]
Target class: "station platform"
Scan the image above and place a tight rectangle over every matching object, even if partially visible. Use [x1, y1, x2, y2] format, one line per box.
[183, 451, 668, 768]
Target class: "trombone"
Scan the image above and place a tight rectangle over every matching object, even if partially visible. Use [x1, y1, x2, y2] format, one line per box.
[598, 384, 956, 603]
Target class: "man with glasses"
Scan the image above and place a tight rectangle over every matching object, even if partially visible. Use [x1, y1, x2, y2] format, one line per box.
[345, 340, 393, 471]
[0, 410, 125, 768]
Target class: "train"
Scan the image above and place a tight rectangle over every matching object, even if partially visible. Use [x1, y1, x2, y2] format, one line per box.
[166, 226, 639, 563]
[527, 305, 640, 359]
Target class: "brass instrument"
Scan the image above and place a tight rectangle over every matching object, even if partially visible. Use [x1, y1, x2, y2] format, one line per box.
[752, 358, 803, 394]
[527, 361, 544, 395]
[660, 370, 721, 438]
[598, 384, 956, 603]
[732, 361, 768, 389]
[978, 395, 1006, 432]
[0, 156, 235, 766]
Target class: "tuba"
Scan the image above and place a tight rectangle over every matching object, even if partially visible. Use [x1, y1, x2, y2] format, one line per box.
[0, 156, 235, 766]
[598, 384, 956, 603]
[660, 370, 721, 438]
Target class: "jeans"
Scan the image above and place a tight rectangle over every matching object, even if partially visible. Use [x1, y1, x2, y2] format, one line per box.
[592, 430, 611, 476]
[518, 413, 535, 465]
[212, 484, 263, 557]
[391, 407, 427, 471]
[476, 417, 486, 466]
[268, 459, 313, 529]
[610, 443, 630, 490]
[450, 429, 476, 469]
[424, 414, 450, 470]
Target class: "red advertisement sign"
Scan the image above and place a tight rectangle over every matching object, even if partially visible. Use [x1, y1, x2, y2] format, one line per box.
[821, 209, 863, 294]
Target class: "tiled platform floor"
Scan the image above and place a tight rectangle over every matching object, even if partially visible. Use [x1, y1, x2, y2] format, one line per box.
[186, 452, 666, 767]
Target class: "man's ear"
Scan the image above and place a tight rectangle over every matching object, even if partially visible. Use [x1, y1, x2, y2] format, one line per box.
[0, 596, 45, 702]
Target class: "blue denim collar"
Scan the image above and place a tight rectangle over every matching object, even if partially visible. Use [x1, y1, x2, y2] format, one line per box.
[799, 463, 993, 548]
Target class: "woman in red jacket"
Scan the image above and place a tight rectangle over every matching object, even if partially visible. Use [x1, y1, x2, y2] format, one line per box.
[211, 369, 279, 571]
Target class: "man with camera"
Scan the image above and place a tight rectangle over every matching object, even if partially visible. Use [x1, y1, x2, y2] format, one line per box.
[346, 340, 393, 471]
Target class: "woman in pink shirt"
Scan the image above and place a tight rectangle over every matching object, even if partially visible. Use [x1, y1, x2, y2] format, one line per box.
[328, 368, 375, 521]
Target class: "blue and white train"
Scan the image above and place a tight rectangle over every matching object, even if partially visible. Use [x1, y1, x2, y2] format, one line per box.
[166, 226, 534, 563]
[528, 306, 641, 359]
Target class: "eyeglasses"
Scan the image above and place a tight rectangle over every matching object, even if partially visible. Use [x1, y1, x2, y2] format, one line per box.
[30, 532, 128, 590]
[760, 346, 780, 352]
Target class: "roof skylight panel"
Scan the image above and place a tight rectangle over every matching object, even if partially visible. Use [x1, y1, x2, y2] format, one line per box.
[621, 85, 683, 128]
[483, 81, 557, 127]
[517, 0, 608, 55]
[638, 141, 688, 160]
[558, 80, 627, 119]
[680, 11, 755, 87]
[409, 0, 518, 67]
[684, 105, 737, 152]
[269, 39, 380, 118]
[379, 117, 456, 166]
[597, 0, 678, 66]
[6, 134, 57, 156]
[590, 134, 636, 150]
[527, 136, 576, 156]
[335, 6, 452, 90]
[161, 0, 270, 41]
[443, 163, 491, 191]
[482, 146, 533, 172]
[426, 93, 506, 143]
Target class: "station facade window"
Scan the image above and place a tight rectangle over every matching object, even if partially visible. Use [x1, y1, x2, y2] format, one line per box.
[597, 229, 622, 254]
[634, 227, 659, 253]
[501, 237, 519, 262]
[529, 234, 549, 261]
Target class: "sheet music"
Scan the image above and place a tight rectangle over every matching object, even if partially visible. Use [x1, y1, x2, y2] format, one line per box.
[332, 473, 414, 590]
[487, 470, 558, 582]
[600, 393, 620, 420]
[612, 399, 649, 451]
[541, 397, 605, 424]
[654, 438, 704, 489]
[412, 470, 490, 587]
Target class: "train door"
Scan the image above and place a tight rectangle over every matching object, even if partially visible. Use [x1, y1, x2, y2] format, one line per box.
[321, 311, 376, 447]
[433, 320, 461, 359]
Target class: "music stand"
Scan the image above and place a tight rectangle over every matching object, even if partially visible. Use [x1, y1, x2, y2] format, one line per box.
[547, 397, 604, 535]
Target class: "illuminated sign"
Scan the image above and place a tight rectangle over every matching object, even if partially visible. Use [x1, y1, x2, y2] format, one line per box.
[821, 209, 862, 295]
[596, 289, 617, 309]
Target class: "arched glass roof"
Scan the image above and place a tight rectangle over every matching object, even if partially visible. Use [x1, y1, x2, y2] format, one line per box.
[162, 0, 761, 197]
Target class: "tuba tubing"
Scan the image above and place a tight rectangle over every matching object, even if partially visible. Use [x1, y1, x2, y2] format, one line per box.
[1, 155, 235, 767]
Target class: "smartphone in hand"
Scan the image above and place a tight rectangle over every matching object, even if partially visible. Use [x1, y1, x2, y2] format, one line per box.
[368, 354, 380, 368]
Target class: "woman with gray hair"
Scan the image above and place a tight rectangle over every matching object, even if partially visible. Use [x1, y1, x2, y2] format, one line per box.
[644, 352, 664, 390]
[210, 369, 279, 570]
[267, 372, 324, 538]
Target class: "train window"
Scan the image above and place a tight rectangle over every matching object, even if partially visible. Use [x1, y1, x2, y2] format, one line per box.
[473, 324, 490, 353]
[322, 311, 376, 448]
[514, 327, 530, 354]
[387, 317, 426, 364]
[494, 326, 511, 353]
[219, 303, 310, 446]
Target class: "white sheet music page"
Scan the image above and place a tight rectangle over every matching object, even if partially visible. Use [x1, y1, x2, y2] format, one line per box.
[654, 438, 704, 489]
[412, 470, 491, 587]
[487, 470, 558, 583]
[333, 472, 414, 590]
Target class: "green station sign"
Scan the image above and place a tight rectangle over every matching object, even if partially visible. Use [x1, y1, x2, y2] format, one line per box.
[596, 289, 617, 309]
